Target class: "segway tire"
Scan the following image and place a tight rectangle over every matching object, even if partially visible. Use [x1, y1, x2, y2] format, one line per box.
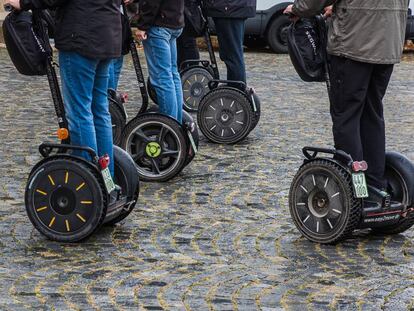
[371, 152, 414, 235]
[104, 146, 140, 225]
[110, 100, 126, 146]
[121, 114, 188, 182]
[181, 66, 214, 112]
[25, 157, 107, 242]
[182, 110, 199, 167]
[198, 87, 254, 144]
[289, 159, 362, 244]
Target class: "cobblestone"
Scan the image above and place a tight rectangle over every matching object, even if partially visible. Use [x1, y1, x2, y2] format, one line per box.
[0, 48, 414, 310]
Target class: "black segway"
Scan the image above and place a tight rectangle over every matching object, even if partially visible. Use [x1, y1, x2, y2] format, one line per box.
[109, 4, 198, 182]
[287, 15, 414, 244]
[3, 7, 139, 242]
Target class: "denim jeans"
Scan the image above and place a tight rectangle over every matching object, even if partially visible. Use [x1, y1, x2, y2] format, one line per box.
[59, 51, 114, 176]
[143, 26, 183, 124]
[108, 56, 124, 90]
[214, 18, 247, 83]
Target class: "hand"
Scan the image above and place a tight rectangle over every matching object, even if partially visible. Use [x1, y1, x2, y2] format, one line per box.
[324, 5, 333, 18]
[283, 5, 299, 22]
[135, 29, 147, 41]
[4, 0, 21, 10]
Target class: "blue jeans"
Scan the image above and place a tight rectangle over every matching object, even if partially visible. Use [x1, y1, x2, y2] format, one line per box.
[108, 56, 124, 90]
[143, 27, 183, 124]
[214, 18, 247, 83]
[59, 51, 114, 176]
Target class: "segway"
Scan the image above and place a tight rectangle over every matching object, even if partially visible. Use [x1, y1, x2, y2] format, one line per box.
[287, 16, 414, 243]
[108, 4, 198, 182]
[3, 7, 139, 242]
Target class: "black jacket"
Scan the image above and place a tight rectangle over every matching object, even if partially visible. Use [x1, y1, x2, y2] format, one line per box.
[136, 0, 184, 30]
[19, 0, 122, 59]
[202, 0, 256, 19]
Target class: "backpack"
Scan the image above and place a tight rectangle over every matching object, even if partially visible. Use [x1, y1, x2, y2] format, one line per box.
[184, 5, 206, 37]
[287, 15, 328, 82]
[3, 10, 51, 76]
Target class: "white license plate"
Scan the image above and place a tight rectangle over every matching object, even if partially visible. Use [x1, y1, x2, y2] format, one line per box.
[102, 167, 116, 194]
[352, 172, 369, 199]
[187, 131, 198, 154]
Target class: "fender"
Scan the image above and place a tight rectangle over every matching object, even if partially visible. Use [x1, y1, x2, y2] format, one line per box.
[386, 151, 414, 208]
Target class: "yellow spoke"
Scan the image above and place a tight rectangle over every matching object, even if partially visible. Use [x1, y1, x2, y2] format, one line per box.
[36, 206, 48, 212]
[48, 217, 56, 228]
[36, 189, 47, 196]
[65, 171, 69, 184]
[76, 182, 86, 191]
[65, 220, 70, 232]
[80, 201, 93, 205]
[76, 214, 86, 223]
[48, 175, 55, 186]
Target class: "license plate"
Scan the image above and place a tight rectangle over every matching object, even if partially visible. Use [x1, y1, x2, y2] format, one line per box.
[352, 172, 369, 199]
[187, 131, 198, 154]
[102, 167, 116, 194]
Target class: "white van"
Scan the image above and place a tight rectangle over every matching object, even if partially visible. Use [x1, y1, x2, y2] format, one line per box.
[245, 1, 414, 53]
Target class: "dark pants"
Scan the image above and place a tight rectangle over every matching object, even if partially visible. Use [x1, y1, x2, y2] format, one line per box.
[177, 29, 200, 69]
[329, 55, 394, 189]
[213, 17, 247, 83]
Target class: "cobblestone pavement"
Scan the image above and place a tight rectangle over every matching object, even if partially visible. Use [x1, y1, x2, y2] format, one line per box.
[1, 47, 414, 310]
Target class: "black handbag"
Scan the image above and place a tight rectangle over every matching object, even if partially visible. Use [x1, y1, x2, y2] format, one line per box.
[3, 10, 51, 76]
[287, 15, 328, 82]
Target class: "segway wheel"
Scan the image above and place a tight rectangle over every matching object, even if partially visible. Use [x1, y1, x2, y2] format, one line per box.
[147, 78, 158, 105]
[289, 159, 362, 244]
[372, 152, 414, 235]
[121, 114, 188, 182]
[181, 67, 214, 112]
[183, 110, 199, 167]
[198, 87, 254, 144]
[104, 146, 140, 225]
[25, 157, 107, 242]
[109, 101, 126, 146]
[249, 91, 261, 133]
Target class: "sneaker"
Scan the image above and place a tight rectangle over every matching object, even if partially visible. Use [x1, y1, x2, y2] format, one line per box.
[363, 185, 391, 210]
[109, 184, 122, 205]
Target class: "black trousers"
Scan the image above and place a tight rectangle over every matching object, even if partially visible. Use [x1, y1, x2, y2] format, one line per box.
[213, 17, 247, 83]
[177, 29, 200, 69]
[329, 55, 394, 189]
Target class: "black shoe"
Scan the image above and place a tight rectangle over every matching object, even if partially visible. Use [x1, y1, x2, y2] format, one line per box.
[363, 185, 391, 210]
[109, 184, 122, 205]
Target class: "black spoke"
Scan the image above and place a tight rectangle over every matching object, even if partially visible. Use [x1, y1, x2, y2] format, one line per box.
[161, 149, 179, 159]
[133, 129, 151, 143]
[157, 126, 168, 143]
[150, 158, 161, 174]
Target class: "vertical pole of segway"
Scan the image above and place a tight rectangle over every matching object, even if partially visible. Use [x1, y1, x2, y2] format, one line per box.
[121, 2, 149, 114]
[205, 23, 220, 80]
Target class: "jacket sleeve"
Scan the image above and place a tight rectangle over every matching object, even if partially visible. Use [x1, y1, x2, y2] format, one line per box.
[292, 0, 336, 17]
[20, 0, 69, 10]
[136, 0, 162, 30]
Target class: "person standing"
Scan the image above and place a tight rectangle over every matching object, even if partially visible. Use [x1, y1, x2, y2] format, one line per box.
[134, 0, 185, 124]
[284, 1, 409, 203]
[5, 0, 125, 177]
[203, 0, 257, 83]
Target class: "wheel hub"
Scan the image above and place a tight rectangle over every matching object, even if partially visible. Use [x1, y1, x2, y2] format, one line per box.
[219, 109, 233, 125]
[50, 186, 76, 216]
[146, 142, 162, 158]
[308, 190, 330, 218]
[191, 82, 203, 97]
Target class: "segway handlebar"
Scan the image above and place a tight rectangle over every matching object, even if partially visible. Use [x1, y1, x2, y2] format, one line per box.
[303, 147, 353, 165]
[4, 4, 13, 11]
[39, 143, 98, 159]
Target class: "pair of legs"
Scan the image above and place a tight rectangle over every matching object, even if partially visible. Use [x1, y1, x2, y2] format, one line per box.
[177, 28, 200, 69]
[329, 55, 394, 189]
[143, 26, 184, 124]
[108, 56, 124, 90]
[59, 51, 114, 176]
[213, 17, 247, 83]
